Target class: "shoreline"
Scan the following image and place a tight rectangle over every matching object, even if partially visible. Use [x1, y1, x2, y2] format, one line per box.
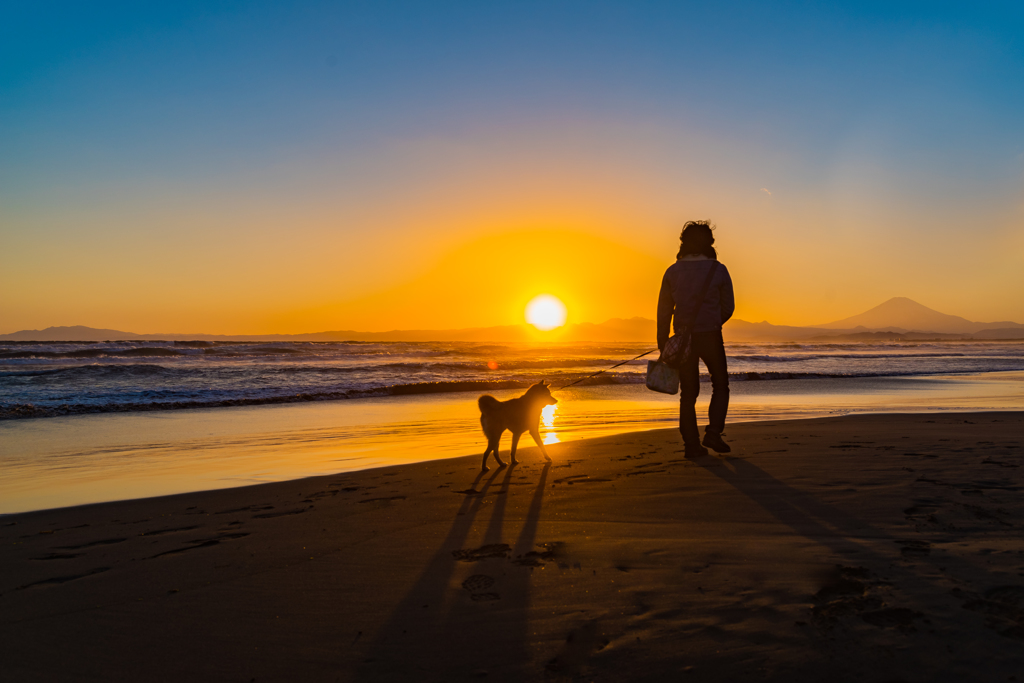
[6, 397, 1024, 516]
[3, 411, 1023, 681]
[0, 409, 983, 520]
[2, 405, 1024, 518]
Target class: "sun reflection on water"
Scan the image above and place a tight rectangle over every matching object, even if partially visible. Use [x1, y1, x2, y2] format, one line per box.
[541, 403, 560, 444]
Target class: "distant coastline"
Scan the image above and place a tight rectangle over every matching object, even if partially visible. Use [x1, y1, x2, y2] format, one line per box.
[4, 298, 1024, 343]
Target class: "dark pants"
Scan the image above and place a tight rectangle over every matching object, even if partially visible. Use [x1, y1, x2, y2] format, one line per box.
[679, 330, 729, 448]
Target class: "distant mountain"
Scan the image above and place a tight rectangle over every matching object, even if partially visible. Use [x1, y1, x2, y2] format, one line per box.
[3, 300, 1022, 342]
[818, 297, 1024, 335]
[0, 319, 657, 343]
[0, 326, 150, 342]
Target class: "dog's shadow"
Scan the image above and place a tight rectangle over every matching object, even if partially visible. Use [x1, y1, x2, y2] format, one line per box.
[357, 461, 550, 679]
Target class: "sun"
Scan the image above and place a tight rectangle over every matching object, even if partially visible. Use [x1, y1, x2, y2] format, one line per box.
[525, 294, 567, 331]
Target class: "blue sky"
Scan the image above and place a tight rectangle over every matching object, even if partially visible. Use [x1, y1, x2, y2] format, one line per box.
[2, 1, 1023, 332]
[6, 2, 1022, 178]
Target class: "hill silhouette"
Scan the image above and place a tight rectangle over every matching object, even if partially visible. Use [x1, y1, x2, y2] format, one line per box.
[3, 300, 1022, 342]
[817, 297, 1023, 334]
[0, 320, 659, 343]
[0, 325, 150, 342]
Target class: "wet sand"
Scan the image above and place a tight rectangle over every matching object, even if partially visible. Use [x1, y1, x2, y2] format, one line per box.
[7, 371, 1024, 515]
[2, 412, 1023, 681]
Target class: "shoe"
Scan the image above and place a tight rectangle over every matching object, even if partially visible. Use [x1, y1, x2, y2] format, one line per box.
[684, 445, 710, 458]
[702, 431, 731, 453]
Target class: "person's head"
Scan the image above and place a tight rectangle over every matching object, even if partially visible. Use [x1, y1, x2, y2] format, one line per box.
[677, 220, 717, 259]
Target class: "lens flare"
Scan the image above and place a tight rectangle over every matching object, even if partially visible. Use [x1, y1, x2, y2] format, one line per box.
[525, 294, 567, 331]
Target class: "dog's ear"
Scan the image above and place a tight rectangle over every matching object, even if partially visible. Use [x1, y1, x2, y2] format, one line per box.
[540, 380, 548, 387]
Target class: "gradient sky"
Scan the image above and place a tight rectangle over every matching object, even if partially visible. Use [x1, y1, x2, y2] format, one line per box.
[3, 1, 1023, 334]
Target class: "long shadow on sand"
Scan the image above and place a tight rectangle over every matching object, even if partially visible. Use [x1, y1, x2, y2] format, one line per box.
[693, 453, 888, 556]
[356, 462, 550, 680]
[689, 452, 1012, 635]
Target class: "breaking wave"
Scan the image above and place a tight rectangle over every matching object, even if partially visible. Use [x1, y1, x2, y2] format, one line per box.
[0, 348, 185, 359]
[3, 339, 1022, 420]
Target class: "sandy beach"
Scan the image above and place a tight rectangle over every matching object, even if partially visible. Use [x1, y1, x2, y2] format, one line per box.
[2, 412, 1023, 682]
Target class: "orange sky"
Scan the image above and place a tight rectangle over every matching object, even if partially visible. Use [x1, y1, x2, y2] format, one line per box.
[3, 118, 1023, 334]
[4, 3, 1024, 335]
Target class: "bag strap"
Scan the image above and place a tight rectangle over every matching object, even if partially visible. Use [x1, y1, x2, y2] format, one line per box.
[683, 262, 719, 328]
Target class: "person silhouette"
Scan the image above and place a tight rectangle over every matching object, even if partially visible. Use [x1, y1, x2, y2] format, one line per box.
[657, 221, 735, 456]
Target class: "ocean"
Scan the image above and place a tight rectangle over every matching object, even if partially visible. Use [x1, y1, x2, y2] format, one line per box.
[4, 339, 1024, 419]
[2, 339, 1024, 513]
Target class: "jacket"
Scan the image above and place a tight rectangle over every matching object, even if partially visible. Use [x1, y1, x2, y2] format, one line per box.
[657, 255, 735, 350]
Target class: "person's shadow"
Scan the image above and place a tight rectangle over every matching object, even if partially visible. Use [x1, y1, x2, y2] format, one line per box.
[691, 453, 885, 556]
[356, 461, 550, 680]
[688, 451, 1006, 619]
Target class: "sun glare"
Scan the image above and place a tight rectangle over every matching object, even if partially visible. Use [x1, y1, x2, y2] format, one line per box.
[525, 294, 567, 331]
[541, 403, 560, 444]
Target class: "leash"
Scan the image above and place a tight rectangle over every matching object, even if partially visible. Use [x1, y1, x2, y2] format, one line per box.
[555, 349, 659, 390]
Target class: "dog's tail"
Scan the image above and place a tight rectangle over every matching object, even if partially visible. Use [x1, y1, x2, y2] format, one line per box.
[478, 394, 501, 413]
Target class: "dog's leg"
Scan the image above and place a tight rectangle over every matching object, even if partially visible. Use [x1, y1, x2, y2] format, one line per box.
[530, 428, 552, 462]
[492, 437, 506, 468]
[509, 432, 521, 465]
[481, 443, 492, 472]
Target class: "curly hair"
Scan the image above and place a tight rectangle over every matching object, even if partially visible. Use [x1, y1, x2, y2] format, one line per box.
[677, 220, 717, 260]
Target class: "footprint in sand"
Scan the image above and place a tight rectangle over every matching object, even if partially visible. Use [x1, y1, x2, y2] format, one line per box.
[960, 586, 1024, 639]
[462, 574, 495, 591]
[860, 607, 923, 629]
[253, 508, 309, 518]
[514, 543, 561, 567]
[965, 504, 1013, 525]
[148, 532, 250, 559]
[18, 566, 110, 590]
[811, 565, 882, 627]
[462, 574, 499, 601]
[452, 544, 510, 562]
[151, 539, 221, 558]
[553, 474, 611, 485]
[140, 525, 201, 537]
[981, 458, 1019, 468]
[31, 553, 83, 561]
[357, 496, 406, 505]
[897, 539, 932, 556]
[57, 538, 127, 550]
[903, 502, 941, 526]
[218, 504, 273, 515]
[625, 468, 667, 476]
